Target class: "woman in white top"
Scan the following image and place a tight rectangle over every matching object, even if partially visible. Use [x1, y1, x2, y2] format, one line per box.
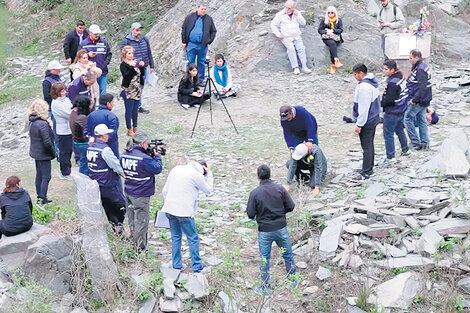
[69, 49, 102, 108]
[209, 54, 241, 99]
[50, 82, 73, 179]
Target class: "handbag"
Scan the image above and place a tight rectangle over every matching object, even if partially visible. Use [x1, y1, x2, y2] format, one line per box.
[321, 33, 341, 42]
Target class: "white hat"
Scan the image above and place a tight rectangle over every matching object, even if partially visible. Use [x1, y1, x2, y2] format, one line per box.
[94, 124, 114, 136]
[89, 24, 106, 34]
[292, 143, 308, 160]
[131, 22, 142, 29]
[46, 60, 63, 70]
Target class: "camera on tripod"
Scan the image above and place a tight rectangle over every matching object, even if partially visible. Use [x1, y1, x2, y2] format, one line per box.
[205, 56, 211, 65]
[146, 138, 167, 157]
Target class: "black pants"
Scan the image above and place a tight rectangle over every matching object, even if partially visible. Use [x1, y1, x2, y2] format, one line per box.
[359, 117, 379, 176]
[187, 93, 210, 106]
[0, 221, 32, 239]
[35, 160, 51, 201]
[322, 39, 340, 64]
[100, 185, 126, 226]
[58, 134, 73, 176]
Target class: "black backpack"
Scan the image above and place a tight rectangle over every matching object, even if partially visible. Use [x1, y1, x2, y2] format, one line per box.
[379, 3, 398, 22]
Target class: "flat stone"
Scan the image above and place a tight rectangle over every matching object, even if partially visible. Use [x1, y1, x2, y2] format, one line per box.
[401, 190, 439, 205]
[163, 278, 176, 299]
[457, 276, 470, 294]
[362, 224, 400, 238]
[451, 205, 470, 219]
[348, 255, 364, 270]
[184, 273, 210, 300]
[365, 183, 386, 198]
[405, 216, 420, 229]
[319, 222, 343, 259]
[159, 296, 182, 312]
[460, 76, 470, 86]
[375, 254, 434, 269]
[293, 237, 314, 257]
[139, 295, 156, 313]
[383, 215, 407, 228]
[416, 226, 443, 255]
[369, 272, 423, 309]
[344, 224, 369, 235]
[296, 261, 307, 269]
[429, 218, 470, 235]
[393, 208, 421, 215]
[315, 266, 331, 281]
[303, 286, 319, 295]
[402, 239, 415, 253]
[160, 266, 181, 283]
[258, 30, 268, 36]
[206, 256, 223, 267]
[440, 81, 459, 91]
[348, 306, 367, 313]
[384, 243, 407, 258]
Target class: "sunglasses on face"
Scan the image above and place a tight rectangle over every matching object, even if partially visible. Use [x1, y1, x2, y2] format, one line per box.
[328, 12, 335, 14]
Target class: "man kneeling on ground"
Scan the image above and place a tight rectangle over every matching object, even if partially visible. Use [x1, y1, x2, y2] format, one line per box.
[284, 142, 327, 196]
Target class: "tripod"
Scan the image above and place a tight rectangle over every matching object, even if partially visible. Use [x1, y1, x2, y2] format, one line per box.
[190, 61, 239, 137]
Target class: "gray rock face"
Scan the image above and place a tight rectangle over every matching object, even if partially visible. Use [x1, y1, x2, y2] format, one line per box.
[22, 235, 73, 295]
[416, 226, 442, 255]
[319, 222, 343, 259]
[369, 272, 423, 309]
[73, 173, 119, 301]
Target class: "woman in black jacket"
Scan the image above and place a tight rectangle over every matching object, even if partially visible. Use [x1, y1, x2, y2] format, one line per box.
[0, 176, 33, 239]
[120, 45, 145, 137]
[177, 63, 210, 110]
[318, 6, 344, 74]
[29, 99, 55, 206]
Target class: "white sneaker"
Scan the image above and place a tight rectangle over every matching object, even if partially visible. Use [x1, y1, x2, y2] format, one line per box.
[193, 104, 200, 108]
[59, 173, 73, 180]
[293, 68, 300, 75]
[197, 266, 212, 274]
[302, 67, 312, 74]
[181, 104, 189, 110]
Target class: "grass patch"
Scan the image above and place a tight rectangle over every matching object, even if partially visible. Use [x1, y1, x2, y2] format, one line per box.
[0, 76, 42, 104]
[0, 4, 9, 75]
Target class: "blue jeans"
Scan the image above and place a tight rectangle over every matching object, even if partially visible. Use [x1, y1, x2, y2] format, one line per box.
[404, 104, 429, 148]
[166, 213, 203, 272]
[258, 227, 296, 286]
[74, 142, 89, 176]
[124, 98, 139, 129]
[98, 75, 108, 95]
[186, 43, 207, 84]
[383, 112, 409, 158]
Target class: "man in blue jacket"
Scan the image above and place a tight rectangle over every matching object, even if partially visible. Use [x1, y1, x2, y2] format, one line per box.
[352, 63, 380, 180]
[42, 60, 66, 108]
[67, 71, 97, 104]
[121, 22, 154, 114]
[404, 49, 432, 151]
[280, 105, 318, 152]
[86, 93, 120, 157]
[120, 131, 162, 251]
[80, 24, 112, 95]
[181, 3, 217, 84]
[87, 124, 126, 234]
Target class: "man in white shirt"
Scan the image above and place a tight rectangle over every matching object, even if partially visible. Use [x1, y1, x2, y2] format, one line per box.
[270, 1, 311, 74]
[161, 161, 213, 273]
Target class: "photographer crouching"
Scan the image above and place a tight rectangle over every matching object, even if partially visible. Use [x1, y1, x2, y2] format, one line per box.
[120, 131, 163, 251]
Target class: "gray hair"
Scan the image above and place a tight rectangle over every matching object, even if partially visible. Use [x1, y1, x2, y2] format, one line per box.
[198, 2, 208, 8]
[84, 71, 97, 81]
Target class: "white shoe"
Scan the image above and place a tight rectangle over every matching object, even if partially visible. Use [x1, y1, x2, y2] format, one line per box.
[302, 67, 312, 74]
[59, 173, 73, 180]
[193, 104, 200, 108]
[293, 68, 300, 75]
[181, 104, 189, 110]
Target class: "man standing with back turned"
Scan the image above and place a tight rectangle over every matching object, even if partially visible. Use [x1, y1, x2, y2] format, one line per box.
[181, 2, 217, 85]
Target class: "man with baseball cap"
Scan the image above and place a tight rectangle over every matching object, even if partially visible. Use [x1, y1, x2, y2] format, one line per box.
[284, 142, 327, 196]
[120, 131, 163, 251]
[87, 123, 126, 234]
[121, 22, 155, 114]
[80, 24, 112, 95]
[43, 60, 66, 108]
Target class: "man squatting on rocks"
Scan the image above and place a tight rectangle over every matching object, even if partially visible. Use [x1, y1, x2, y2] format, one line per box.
[181, 2, 217, 85]
[87, 124, 126, 234]
[121, 22, 155, 114]
[404, 49, 432, 151]
[120, 131, 162, 251]
[270, 1, 311, 75]
[352, 63, 380, 180]
[286, 142, 327, 197]
[161, 161, 213, 274]
[247, 164, 297, 294]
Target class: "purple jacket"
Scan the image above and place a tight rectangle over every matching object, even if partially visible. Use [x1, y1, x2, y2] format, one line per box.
[120, 146, 162, 197]
[87, 140, 119, 187]
[407, 60, 432, 106]
[80, 36, 112, 75]
[67, 77, 91, 104]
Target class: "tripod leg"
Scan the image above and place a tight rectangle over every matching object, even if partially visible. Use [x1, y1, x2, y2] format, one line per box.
[190, 104, 204, 138]
[209, 78, 239, 135]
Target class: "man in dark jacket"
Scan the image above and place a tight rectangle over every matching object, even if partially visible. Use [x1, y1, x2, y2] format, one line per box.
[67, 71, 97, 104]
[404, 49, 432, 151]
[63, 20, 88, 80]
[280, 105, 318, 152]
[42, 60, 66, 108]
[246, 164, 297, 294]
[120, 131, 162, 251]
[80, 24, 112, 95]
[181, 3, 217, 84]
[121, 22, 154, 114]
[87, 124, 126, 234]
[351, 63, 381, 180]
[382, 60, 411, 162]
[85, 93, 120, 157]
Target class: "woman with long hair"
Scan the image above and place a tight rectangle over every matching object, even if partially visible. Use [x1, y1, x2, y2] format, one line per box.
[28, 99, 55, 205]
[318, 6, 344, 74]
[0, 176, 33, 239]
[177, 63, 210, 110]
[69, 49, 102, 108]
[71, 96, 91, 176]
[210, 54, 241, 99]
[120, 45, 145, 137]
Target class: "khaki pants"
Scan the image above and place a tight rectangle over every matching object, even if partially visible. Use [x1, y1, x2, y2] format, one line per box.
[125, 194, 151, 251]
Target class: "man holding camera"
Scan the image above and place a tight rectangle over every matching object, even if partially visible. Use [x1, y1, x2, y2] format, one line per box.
[120, 131, 162, 251]
[181, 2, 217, 84]
[87, 124, 126, 234]
[161, 161, 213, 273]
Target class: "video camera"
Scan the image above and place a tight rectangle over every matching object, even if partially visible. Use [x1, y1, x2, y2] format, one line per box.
[146, 138, 167, 157]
